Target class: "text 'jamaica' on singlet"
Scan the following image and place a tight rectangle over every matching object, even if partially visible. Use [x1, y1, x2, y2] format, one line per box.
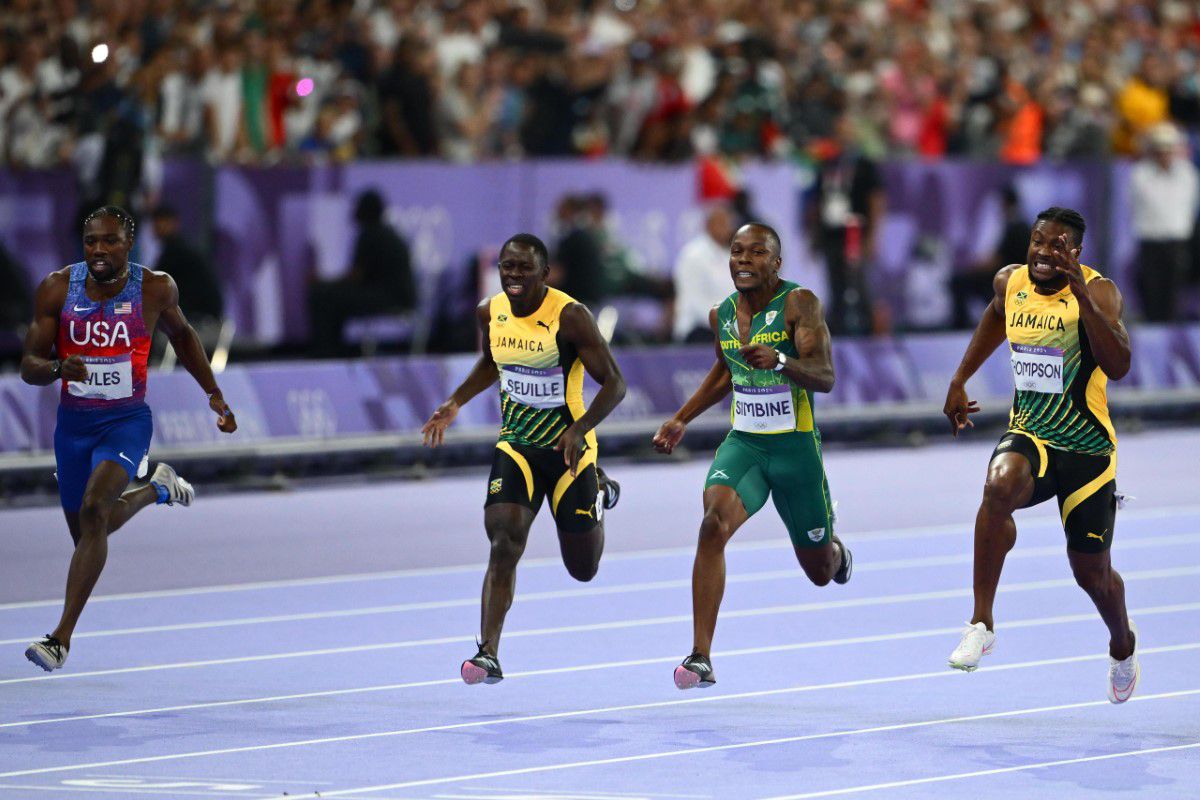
[56, 262, 152, 412]
[1005, 265, 1116, 456]
[716, 280, 816, 435]
[489, 287, 595, 450]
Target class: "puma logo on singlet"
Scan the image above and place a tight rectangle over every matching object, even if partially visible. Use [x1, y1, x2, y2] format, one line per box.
[536, 320, 552, 331]
[574, 507, 595, 518]
[1058, 298, 1070, 307]
[1086, 530, 1107, 542]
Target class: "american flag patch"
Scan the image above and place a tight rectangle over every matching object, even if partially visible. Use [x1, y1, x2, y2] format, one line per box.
[114, 301, 132, 315]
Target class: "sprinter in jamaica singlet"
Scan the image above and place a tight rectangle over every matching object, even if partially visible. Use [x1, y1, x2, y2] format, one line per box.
[652, 223, 852, 689]
[943, 207, 1140, 703]
[422, 234, 625, 685]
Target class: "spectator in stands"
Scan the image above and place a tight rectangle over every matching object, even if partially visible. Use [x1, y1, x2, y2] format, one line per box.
[377, 37, 439, 157]
[578, 192, 674, 338]
[151, 205, 224, 325]
[1114, 53, 1172, 156]
[0, 240, 30, 333]
[5, 1, 1200, 168]
[1131, 123, 1199, 322]
[810, 114, 886, 336]
[673, 204, 734, 343]
[550, 194, 606, 307]
[307, 189, 415, 357]
[202, 43, 246, 163]
[949, 186, 1029, 330]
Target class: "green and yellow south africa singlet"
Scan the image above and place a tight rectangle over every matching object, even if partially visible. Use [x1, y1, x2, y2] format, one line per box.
[1005, 265, 1116, 456]
[716, 280, 816, 435]
[489, 287, 596, 450]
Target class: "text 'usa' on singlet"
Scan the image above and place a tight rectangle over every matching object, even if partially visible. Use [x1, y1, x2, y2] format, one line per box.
[56, 262, 152, 412]
[1005, 265, 1116, 456]
[716, 280, 816, 435]
[489, 287, 595, 450]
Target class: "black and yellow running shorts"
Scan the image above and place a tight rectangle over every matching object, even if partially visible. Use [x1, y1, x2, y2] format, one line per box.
[992, 431, 1117, 553]
[485, 441, 603, 532]
[704, 430, 834, 549]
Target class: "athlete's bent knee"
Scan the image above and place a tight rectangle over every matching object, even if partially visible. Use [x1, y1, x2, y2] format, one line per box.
[981, 469, 1030, 514]
[486, 525, 526, 568]
[565, 559, 598, 582]
[78, 495, 113, 534]
[698, 511, 732, 550]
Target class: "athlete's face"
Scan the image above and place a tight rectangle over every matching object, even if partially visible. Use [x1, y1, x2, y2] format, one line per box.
[83, 216, 132, 283]
[1026, 220, 1080, 288]
[498, 243, 547, 303]
[729, 225, 781, 292]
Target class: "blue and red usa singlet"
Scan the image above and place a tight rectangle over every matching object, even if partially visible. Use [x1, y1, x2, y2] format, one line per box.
[56, 262, 152, 411]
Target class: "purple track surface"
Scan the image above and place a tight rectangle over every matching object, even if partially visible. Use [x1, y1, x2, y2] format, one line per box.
[2, 429, 1199, 800]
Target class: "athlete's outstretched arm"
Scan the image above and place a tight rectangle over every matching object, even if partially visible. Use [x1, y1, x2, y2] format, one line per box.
[653, 306, 732, 455]
[944, 265, 1016, 436]
[153, 274, 237, 434]
[555, 302, 626, 474]
[20, 272, 86, 385]
[1050, 233, 1131, 379]
[740, 288, 834, 393]
[422, 300, 500, 447]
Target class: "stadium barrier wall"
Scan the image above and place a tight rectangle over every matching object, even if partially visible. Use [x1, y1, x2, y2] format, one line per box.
[3, 325, 1198, 473]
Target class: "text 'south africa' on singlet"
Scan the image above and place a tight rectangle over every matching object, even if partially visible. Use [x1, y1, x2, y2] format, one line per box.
[489, 288, 595, 450]
[56, 262, 152, 411]
[717, 280, 816, 435]
[1005, 265, 1116, 456]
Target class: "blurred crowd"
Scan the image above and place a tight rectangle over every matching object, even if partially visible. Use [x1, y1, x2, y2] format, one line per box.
[3, 0, 1200, 170]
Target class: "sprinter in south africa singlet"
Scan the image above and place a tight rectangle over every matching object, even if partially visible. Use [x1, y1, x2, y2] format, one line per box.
[704, 280, 835, 548]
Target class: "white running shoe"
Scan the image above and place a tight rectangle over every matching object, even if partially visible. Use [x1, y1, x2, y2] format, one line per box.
[1107, 619, 1140, 704]
[948, 621, 995, 672]
[151, 463, 194, 507]
[25, 635, 68, 672]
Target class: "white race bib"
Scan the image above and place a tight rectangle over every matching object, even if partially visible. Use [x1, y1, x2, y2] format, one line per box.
[1011, 344, 1064, 394]
[500, 364, 565, 409]
[67, 354, 133, 400]
[732, 384, 795, 433]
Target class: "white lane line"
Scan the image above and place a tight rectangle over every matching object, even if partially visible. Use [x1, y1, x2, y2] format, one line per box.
[1, 644, 1196, 781]
[5, 529, 1195, 647]
[2, 565, 1196, 688]
[4, 601, 1197, 730]
[756, 742, 1200, 799]
[5, 502, 1197, 612]
[262, 686, 1200, 798]
[0, 786, 258, 798]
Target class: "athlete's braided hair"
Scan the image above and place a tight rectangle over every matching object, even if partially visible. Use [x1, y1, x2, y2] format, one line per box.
[83, 205, 136, 240]
[1035, 207, 1085, 246]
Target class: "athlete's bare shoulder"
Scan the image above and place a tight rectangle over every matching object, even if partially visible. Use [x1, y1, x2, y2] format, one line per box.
[141, 269, 179, 311]
[33, 268, 71, 306]
[558, 300, 599, 342]
[475, 296, 492, 324]
[784, 286, 824, 325]
[991, 264, 1023, 314]
[994, 264, 1023, 291]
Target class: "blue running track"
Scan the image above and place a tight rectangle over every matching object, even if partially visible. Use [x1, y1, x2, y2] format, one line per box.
[1, 429, 1198, 799]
